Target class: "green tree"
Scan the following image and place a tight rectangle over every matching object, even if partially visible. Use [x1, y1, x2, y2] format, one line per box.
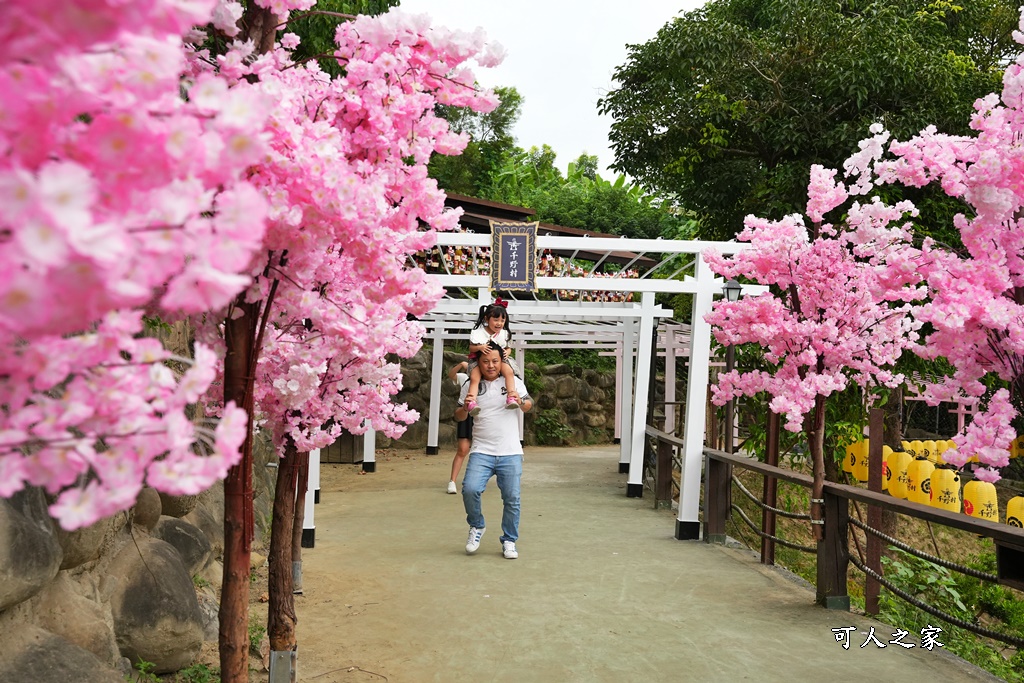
[599, 0, 1019, 240]
[428, 86, 524, 196]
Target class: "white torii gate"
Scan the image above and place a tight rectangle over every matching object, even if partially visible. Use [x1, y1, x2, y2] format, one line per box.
[401, 232, 760, 540]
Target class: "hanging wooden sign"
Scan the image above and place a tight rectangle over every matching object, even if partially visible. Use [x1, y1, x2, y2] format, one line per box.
[489, 220, 537, 292]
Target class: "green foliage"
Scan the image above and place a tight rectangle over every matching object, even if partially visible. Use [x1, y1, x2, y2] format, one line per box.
[530, 348, 615, 374]
[192, 575, 211, 589]
[248, 621, 266, 656]
[878, 548, 1024, 682]
[599, 0, 1017, 240]
[429, 86, 524, 197]
[169, 663, 220, 683]
[127, 659, 160, 683]
[533, 408, 573, 445]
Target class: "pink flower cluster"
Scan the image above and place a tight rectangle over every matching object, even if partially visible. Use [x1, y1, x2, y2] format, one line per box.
[1, 4, 502, 527]
[707, 9, 1024, 481]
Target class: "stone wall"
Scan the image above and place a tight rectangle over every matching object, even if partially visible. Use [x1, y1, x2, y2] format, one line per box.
[0, 434, 280, 681]
[378, 347, 618, 449]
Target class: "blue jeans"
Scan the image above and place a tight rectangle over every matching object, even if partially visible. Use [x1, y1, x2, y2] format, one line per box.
[462, 453, 522, 543]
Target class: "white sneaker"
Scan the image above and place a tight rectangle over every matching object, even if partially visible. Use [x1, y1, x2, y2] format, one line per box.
[447, 481, 457, 495]
[502, 540, 518, 559]
[466, 526, 485, 554]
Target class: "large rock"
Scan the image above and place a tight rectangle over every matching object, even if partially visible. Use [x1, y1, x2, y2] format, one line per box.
[34, 574, 119, 665]
[157, 491, 199, 519]
[108, 536, 203, 673]
[0, 488, 62, 611]
[183, 486, 224, 560]
[55, 517, 107, 570]
[0, 627, 123, 683]
[134, 487, 162, 530]
[152, 517, 212, 576]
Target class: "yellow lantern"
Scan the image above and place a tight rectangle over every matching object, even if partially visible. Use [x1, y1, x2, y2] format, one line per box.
[929, 468, 960, 512]
[881, 445, 893, 491]
[923, 440, 938, 464]
[1008, 497, 1024, 528]
[907, 457, 936, 505]
[852, 439, 870, 482]
[887, 450, 912, 499]
[963, 481, 999, 521]
[902, 440, 916, 457]
[843, 441, 856, 474]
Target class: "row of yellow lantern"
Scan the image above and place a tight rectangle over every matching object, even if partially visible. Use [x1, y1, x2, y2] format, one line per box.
[842, 438, 1023, 526]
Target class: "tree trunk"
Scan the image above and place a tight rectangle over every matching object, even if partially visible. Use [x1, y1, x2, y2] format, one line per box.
[220, 297, 259, 683]
[268, 437, 300, 657]
[244, 4, 279, 55]
[809, 393, 827, 542]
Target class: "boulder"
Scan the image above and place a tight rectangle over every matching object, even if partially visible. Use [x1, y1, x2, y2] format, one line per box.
[152, 517, 212, 576]
[543, 363, 572, 375]
[157, 491, 199, 519]
[183, 486, 224, 560]
[34, 574, 119, 665]
[584, 412, 608, 428]
[134, 487, 162, 530]
[0, 627, 123, 683]
[0, 488, 62, 611]
[55, 516, 107, 570]
[554, 375, 577, 399]
[108, 536, 203, 673]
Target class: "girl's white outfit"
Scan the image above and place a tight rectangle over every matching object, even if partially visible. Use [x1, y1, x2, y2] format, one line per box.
[468, 327, 520, 377]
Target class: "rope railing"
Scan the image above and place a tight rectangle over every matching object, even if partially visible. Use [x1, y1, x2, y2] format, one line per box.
[848, 554, 1024, 649]
[730, 504, 816, 554]
[731, 474, 811, 520]
[848, 517, 999, 583]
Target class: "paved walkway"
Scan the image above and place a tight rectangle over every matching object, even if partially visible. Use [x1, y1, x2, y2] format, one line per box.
[295, 445, 999, 682]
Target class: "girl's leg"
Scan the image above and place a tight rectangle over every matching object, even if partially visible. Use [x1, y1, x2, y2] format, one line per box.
[450, 439, 470, 482]
[500, 363, 519, 406]
[465, 366, 482, 404]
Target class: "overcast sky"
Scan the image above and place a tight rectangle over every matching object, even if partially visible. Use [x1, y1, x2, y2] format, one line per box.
[399, 1, 708, 178]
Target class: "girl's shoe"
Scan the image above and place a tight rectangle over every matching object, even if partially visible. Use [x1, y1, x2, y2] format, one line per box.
[465, 400, 481, 416]
[505, 395, 522, 410]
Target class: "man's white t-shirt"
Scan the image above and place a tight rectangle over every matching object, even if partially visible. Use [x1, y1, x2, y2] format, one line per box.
[459, 375, 529, 456]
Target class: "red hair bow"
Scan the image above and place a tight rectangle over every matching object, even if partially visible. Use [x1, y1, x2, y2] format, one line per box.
[493, 298, 508, 308]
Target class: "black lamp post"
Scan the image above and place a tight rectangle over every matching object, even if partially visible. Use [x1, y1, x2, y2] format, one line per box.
[722, 280, 741, 453]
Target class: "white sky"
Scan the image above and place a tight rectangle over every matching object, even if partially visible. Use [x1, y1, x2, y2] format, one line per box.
[399, 1, 709, 178]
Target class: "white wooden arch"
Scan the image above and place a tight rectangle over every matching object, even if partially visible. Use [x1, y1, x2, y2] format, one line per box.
[372, 232, 758, 540]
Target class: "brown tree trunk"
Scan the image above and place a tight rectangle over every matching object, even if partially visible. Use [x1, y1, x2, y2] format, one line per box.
[244, 4, 279, 55]
[809, 393, 827, 542]
[220, 297, 258, 683]
[268, 437, 300, 657]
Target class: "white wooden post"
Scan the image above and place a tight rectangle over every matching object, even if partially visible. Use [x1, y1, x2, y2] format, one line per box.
[302, 448, 319, 548]
[362, 420, 376, 472]
[677, 254, 717, 539]
[618, 317, 635, 472]
[627, 292, 657, 497]
[426, 328, 444, 455]
[613, 341, 623, 442]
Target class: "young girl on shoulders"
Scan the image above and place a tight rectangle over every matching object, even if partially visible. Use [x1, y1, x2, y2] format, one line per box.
[463, 299, 521, 415]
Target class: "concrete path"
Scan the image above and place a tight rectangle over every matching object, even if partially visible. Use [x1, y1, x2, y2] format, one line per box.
[295, 445, 999, 682]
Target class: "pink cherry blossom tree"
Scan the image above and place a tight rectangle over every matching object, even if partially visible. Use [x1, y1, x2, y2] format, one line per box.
[836, 33, 1024, 482]
[0, 0, 274, 531]
[193, 3, 502, 675]
[704, 163, 925, 539]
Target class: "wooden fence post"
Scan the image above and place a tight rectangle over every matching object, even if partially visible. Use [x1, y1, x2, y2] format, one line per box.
[704, 453, 729, 544]
[865, 407, 884, 614]
[761, 409, 780, 565]
[655, 438, 674, 509]
[816, 489, 850, 610]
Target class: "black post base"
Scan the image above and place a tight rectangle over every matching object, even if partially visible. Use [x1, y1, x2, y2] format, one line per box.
[426, 445, 439, 455]
[618, 463, 629, 474]
[301, 528, 315, 548]
[314, 489, 320, 504]
[613, 438, 621, 444]
[675, 520, 700, 540]
[362, 462, 376, 473]
[626, 483, 643, 498]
